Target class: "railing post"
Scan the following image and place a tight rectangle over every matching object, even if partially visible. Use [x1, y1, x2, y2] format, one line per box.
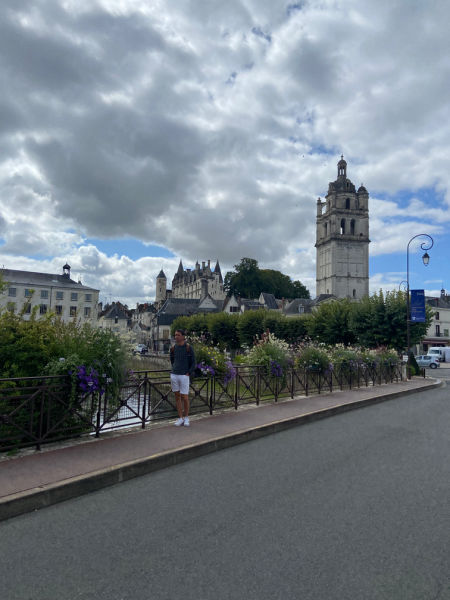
[256, 366, 260, 406]
[142, 372, 148, 429]
[209, 378, 213, 415]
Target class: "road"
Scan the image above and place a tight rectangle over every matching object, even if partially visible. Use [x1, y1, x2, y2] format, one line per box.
[1, 384, 449, 600]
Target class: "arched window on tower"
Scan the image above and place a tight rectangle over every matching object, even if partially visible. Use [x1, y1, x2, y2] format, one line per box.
[353, 289, 356, 298]
[323, 223, 328, 237]
[340, 219, 346, 235]
[345, 198, 350, 209]
[350, 219, 355, 235]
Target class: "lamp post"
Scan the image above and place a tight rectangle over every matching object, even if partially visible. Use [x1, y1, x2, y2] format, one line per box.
[406, 234, 433, 378]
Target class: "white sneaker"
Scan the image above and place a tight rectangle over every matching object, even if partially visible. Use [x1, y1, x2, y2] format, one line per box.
[183, 417, 190, 427]
[174, 417, 184, 426]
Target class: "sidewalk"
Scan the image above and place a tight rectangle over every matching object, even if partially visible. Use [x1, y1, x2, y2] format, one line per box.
[0, 376, 442, 522]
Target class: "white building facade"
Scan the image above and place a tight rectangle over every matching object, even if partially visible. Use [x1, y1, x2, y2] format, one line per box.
[1, 264, 99, 324]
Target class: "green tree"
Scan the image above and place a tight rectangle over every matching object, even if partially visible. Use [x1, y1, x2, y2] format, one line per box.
[236, 310, 265, 347]
[207, 312, 240, 350]
[350, 290, 432, 351]
[307, 299, 356, 346]
[224, 258, 310, 299]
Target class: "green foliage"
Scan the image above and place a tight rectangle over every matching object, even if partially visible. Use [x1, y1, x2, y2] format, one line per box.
[244, 332, 291, 376]
[350, 290, 432, 351]
[207, 312, 240, 350]
[294, 345, 330, 372]
[170, 316, 192, 336]
[188, 336, 236, 383]
[224, 257, 310, 299]
[407, 351, 420, 376]
[236, 310, 265, 347]
[0, 309, 127, 387]
[307, 299, 356, 346]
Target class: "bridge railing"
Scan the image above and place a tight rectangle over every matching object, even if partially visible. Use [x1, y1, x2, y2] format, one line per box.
[0, 362, 403, 452]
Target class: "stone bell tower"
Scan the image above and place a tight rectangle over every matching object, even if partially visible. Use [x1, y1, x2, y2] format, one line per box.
[315, 156, 369, 300]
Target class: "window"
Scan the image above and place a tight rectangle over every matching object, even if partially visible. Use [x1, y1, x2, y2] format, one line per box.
[55, 305, 63, 315]
[84, 307, 91, 317]
[340, 219, 346, 235]
[7, 302, 15, 313]
[435, 312, 440, 320]
[85, 294, 92, 302]
[24, 289, 33, 297]
[345, 198, 350, 209]
[71, 292, 78, 301]
[229, 306, 239, 313]
[56, 291, 64, 300]
[39, 304, 48, 315]
[40, 290, 49, 299]
[435, 325, 440, 336]
[444, 329, 449, 337]
[350, 219, 355, 235]
[24, 303, 31, 314]
[8, 287, 16, 297]
[70, 306, 77, 317]
[353, 289, 356, 298]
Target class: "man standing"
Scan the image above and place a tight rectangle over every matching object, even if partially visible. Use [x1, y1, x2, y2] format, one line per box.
[170, 329, 196, 427]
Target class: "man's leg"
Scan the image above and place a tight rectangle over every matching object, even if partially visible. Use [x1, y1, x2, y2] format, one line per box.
[181, 394, 189, 417]
[175, 391, 183, 418]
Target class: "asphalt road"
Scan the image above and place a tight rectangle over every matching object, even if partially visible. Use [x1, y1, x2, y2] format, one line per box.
[1, 385, 450, 600]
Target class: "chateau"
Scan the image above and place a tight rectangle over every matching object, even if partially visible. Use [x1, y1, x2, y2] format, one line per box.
[155, 259, 225, 304]
[315, 156, 370, 300]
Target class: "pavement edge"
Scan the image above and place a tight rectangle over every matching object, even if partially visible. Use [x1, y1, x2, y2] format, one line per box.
[0, 379, 442, 522]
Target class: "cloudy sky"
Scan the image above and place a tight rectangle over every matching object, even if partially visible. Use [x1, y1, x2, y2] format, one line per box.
[1, 0, 449, 306]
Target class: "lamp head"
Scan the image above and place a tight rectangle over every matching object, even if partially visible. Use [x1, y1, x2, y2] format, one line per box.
[422, 252, 430, 266]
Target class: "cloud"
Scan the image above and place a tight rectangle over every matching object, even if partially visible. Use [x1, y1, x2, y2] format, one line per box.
[1, 0, 450, 303]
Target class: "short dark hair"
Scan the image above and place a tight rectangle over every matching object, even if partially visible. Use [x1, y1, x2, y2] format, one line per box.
[175, 328, 186, 336]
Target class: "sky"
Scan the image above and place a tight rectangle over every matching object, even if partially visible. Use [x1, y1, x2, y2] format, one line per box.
[0, 0, 449, 307]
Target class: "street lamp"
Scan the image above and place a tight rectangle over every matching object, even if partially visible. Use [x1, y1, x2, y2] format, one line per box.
[406, 233, 434, 378]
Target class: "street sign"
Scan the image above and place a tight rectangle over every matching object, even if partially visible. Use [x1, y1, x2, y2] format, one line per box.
[410, 289, 426, 322]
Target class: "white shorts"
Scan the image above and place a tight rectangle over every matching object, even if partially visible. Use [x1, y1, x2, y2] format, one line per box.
[170, 374, 190, 395]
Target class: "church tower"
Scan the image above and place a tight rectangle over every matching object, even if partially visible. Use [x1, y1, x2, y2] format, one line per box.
[315, 156, 369, 300]
[155, 269, 167, 303]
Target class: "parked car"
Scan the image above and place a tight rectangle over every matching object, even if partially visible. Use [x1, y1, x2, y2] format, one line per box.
[133, 344, 148, 355]
[415, 355, 440, 369]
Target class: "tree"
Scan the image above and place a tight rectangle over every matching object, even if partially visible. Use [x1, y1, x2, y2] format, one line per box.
[207, 313, 240, 350]
[307, 299, 356, 346]
[350, 290, 432, 351]
[224, 258, 310, 299]
[236, 310, 265, 347]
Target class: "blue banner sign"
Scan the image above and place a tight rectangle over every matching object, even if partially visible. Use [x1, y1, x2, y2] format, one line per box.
[410, 289, 426, 322]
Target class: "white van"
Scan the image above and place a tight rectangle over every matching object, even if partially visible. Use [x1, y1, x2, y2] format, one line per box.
[427, 347, 450, 362]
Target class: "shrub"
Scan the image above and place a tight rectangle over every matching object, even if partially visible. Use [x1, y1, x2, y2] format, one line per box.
[294, 343, 330, 372]
[244, 332, 291, 377]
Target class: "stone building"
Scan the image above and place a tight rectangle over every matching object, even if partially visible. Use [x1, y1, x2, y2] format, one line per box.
[0, 264, 99, 324]
[157, 259, 225, 303]
[315, 156, 370, 300]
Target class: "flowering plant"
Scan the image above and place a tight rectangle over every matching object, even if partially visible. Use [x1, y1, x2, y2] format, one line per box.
[189, 336, 237, 384]
[244, 332, 291, 378]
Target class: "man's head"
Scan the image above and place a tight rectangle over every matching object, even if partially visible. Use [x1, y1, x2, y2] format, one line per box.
[174, 329, 186, 345]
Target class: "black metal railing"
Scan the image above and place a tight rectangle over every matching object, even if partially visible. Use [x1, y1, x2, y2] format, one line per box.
[0, 362, 404, 452]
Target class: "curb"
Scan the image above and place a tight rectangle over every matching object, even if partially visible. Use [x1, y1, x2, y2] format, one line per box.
[0, 379, 442, 522]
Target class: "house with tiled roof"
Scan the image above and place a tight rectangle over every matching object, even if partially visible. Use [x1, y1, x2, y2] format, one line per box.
[150, 294, 224, 352]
